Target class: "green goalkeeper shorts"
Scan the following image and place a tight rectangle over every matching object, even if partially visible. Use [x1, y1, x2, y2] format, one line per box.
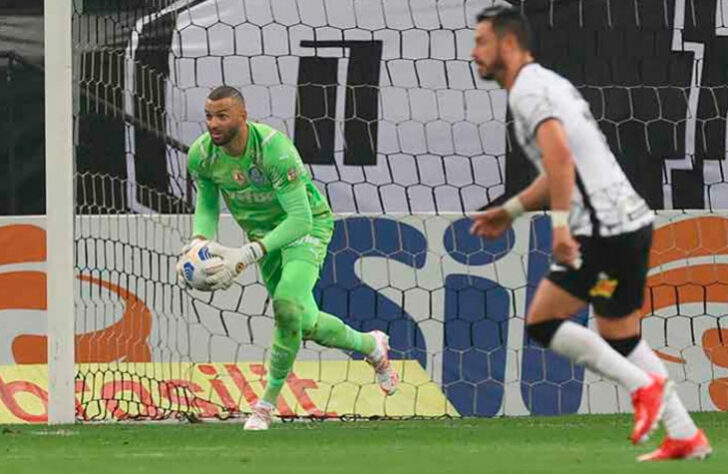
[258, 218, 334, 294]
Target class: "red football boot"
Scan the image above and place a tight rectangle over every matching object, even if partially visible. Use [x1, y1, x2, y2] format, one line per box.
[630, 375, 667, 445]
[637, 430, 712, 461]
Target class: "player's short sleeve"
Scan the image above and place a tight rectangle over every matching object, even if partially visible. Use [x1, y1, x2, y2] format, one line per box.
[261, 131, 308, 193]
[511, 89, 562, 138]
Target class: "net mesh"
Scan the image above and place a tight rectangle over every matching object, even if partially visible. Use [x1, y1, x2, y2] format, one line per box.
[63, 0, 728, 421]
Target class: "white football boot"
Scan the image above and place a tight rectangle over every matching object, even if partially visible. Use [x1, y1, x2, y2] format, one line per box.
[365, 330, 400, 396]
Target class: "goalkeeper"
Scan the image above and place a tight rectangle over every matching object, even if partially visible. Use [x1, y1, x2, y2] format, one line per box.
[177, 86, 399, 430]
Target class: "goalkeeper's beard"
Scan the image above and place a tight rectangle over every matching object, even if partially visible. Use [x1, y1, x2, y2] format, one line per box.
[210, 126, 239, 146]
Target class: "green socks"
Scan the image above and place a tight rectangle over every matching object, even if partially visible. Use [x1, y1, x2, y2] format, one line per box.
[306, 311, 376, 355]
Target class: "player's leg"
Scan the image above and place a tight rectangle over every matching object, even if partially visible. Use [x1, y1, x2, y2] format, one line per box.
[303, 309, 374, 356]
[527, 230, 654, 392]
[598, 313, 698, 441]
[527, 278, 665, 445]
[245, 257, 326, 430]
[526, 279, 653, 394]
[248, 252, 393, 431]
[304, 308, 399, 395]
[244, 250, 286, 429]
[525, 234, 665, 444]
[292, 222, 399, 393]
[279, 253, 397, 394]
[598, 312, 710, 460]
[259, 259, 316, 407]
[270, 227, 377, 358]
[592, 226, 710, 459]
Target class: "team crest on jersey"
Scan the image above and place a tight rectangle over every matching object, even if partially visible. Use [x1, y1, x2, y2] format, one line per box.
[232, 169, 246, 186]
[248, 166, 266, 186]
[287, 167, 299, 182]
[589, 273, 618, 298]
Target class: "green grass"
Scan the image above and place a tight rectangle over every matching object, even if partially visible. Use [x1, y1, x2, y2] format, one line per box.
[2, 413, 726, 473]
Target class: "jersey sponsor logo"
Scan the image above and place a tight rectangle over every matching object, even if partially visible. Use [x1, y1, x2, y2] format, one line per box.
[248, 166, 267, 186]
[232, 169, 247, 186]
[230, 190, 275, 204]
[286, 234, 321, 249]
[589, 272, 618, 298]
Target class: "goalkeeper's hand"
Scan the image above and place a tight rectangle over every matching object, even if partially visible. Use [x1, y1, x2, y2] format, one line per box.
[176, 237, 207, 287]
[204, 241, 266, 291]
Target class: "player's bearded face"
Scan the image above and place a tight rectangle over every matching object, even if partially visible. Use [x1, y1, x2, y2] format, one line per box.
[205, 98, 244, 146]
[472, 22, 504, 81]
[210, 121, 238, 146]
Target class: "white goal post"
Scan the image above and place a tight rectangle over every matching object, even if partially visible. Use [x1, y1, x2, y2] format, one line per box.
[44, 0, 76, 424]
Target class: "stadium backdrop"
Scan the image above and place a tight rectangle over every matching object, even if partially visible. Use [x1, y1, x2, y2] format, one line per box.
[1, 0, 728, 422]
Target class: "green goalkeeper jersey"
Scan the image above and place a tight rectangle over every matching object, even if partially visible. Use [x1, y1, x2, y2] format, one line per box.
[187, 122, 333, 253]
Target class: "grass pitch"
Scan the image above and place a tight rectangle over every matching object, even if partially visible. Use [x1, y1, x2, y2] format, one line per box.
[2, 413, 726, 473]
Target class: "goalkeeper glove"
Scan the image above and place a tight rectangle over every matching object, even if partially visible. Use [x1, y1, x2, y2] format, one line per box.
[176, 237, 207, 287]
[204, 241, 266, 291]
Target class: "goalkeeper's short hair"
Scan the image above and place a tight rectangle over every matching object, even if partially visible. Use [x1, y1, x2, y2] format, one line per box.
[207, 85, 245, 107]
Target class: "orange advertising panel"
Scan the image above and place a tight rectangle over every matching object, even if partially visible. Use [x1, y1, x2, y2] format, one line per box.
[643, 216, 728, 410]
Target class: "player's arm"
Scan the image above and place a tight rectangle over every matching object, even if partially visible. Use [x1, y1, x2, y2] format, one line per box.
[515, 173, 549, 211]
[187, 141, 221, 243]
[177, 142, 221, 287]
[258, 131, 313, 253]
[470, 173, 549, 238]
[472, 92, 566, 240]
[259, 184, 312, 253]
[537, 119, 573, 215]
[204, 131, 312, 290]
[536, 118, 580, 265]
[192, 175, 221, 241]
[505, 95, 569, 216]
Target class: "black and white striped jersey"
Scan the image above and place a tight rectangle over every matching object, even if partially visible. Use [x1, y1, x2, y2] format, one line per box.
[509, 63, 654, 237]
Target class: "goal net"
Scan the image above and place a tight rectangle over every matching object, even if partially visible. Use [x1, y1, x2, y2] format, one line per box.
[38, 0, 728, 422]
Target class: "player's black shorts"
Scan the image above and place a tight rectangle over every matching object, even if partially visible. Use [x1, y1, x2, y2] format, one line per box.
[546, 224, 653, 318]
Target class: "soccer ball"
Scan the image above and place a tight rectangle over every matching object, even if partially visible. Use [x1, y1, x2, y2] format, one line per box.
[179, 241, 222, 291]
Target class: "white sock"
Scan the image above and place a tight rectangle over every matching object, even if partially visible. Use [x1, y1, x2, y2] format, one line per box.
[368, 344, 383, 361]
[627, 339, 698, 440]
[367, 334, 383, 361]
[256, 399, 274, 410]
[549, 321, 652, 392]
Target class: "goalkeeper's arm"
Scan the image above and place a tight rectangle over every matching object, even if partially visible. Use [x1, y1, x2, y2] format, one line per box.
[176, 174, 220, 288]
[209, 184, 313, 264]
[203, 185, 313, 290]
[191, 176, 221, 241]
[259, 185, 313, 253]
